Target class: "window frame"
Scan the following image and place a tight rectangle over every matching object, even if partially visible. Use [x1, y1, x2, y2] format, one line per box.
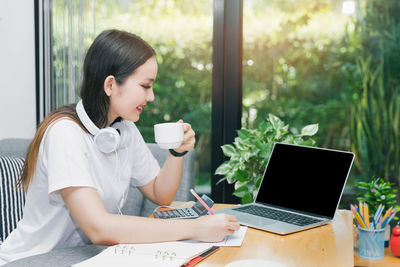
[211, 0, 243, 203]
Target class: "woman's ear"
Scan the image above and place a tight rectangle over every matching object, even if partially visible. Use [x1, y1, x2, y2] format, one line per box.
[104, 75, 116, 96]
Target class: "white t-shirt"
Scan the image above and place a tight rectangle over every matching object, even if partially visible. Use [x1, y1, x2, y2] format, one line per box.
[0, 119, 160, 265]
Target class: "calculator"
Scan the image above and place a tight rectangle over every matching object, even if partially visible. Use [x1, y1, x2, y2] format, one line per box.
[153, 194, 214, 219]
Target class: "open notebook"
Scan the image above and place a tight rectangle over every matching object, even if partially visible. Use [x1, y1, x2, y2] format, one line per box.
[72, 241, 216, 267]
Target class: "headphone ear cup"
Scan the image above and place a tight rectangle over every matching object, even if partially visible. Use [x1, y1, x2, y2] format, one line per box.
[112, 122, 129, 148]
[76, 100, 123, 153]
[94, 127, 120, 153]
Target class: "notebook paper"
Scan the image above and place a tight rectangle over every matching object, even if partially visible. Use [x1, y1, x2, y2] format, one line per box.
[72, 241, 214, 267]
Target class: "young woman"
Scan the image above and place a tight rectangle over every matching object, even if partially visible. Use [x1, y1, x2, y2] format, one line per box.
[0, 29, 239, 265]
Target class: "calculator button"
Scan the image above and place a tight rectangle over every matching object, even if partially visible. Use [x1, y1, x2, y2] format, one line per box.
[176, 209, 185, 216]
[172, 210, 180, 216]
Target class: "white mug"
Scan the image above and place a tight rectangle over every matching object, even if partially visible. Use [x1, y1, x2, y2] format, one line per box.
[154, 122, 184, 149]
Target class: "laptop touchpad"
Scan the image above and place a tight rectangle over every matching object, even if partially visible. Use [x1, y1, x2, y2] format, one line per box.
[238, 213, 276, 226]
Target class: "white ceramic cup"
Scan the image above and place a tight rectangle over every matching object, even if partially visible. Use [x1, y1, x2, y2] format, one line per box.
[154, 122, 184, 149]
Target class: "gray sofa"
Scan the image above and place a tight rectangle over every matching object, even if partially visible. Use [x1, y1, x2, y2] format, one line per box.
[0, 138, 196, 266]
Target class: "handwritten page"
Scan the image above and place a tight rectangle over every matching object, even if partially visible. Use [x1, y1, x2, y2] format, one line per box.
[212, 226, 247, 246]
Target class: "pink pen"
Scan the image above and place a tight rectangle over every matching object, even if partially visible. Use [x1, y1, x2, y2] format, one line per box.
[190, 189, 215, 215]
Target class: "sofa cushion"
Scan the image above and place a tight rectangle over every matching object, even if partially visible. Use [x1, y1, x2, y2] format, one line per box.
[0, 138, 31, 158]
[0, 156, 25, 243]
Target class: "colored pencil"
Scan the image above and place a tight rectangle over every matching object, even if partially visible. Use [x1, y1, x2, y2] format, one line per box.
[364, 203, 370, 229]
[359, 201, 364, 218]
[377, 207, 392, 229]
[384, 211, 396, 228]
[373, 204, 383, 226]
[351, 204, 367, 228]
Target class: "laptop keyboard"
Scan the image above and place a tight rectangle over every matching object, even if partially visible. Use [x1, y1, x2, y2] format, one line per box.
[234, 205, 321, 226]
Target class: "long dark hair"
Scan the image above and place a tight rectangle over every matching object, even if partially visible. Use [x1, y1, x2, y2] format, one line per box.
[81, 29, 156, 128]
[19, 29, 156, 190]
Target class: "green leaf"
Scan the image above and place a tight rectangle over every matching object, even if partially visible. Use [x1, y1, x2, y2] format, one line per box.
[226, 173, 235, 184]
[233, 185, 249, 198]
[268, 114, 282, 130]
[255, 176, 263, 188]
[243, 152, 252, 161]
[301, 124, 319, 136]
[216, 177, 226, 185]
[234, 170, 249, 182]
[242, 192, 253, 204]
[221, 144, 236, 157]
[231, 153, 241, 161]
[234, 138, 246, 150]
[259, 146, 272, 159]
[258, 121, 268, 132]
[234, 180, 249, 190]
[237, 129, 250, 139]
[215, 161, 232, 175]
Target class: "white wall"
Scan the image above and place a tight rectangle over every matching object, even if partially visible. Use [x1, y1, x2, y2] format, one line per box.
[0, 1, 36, 139]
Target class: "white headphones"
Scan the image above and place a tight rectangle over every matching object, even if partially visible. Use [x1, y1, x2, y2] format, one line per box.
[76, 100, 129, 153]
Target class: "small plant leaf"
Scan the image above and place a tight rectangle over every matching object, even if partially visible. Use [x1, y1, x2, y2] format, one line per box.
[242, 192, 253, 204]
[258, 121, 268, 132]
[237, 129, 250, 139]
[235, 170, 249, 182]
[221, 144, 236, 157]
[255, 176, 263, 188]
[216, 177, 226, 185]
[215, 161, 232, 175]
[233, 185, 249, 198]
[301, 124, 319, 136]
[268, 114, 282, 130]
[234, 180, 249, 190]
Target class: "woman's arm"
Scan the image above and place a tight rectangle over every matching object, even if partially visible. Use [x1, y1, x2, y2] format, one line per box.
[139, 120, 195, 205]
[60, 186, 239, 245]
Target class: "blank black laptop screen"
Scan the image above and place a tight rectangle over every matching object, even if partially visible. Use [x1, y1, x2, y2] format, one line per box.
[256, 143, 354, 218]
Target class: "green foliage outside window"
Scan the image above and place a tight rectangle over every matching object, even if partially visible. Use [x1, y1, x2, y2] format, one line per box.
[242, 0, 400, 192]
[95, 1, 214, 189]
[350, 0, 400, 186]
[242, 0, 356, 150]
[52, 0, 214, 191]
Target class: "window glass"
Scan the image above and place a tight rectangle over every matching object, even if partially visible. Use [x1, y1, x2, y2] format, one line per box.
[243, 0, 400, 205]
[52, 0, 96, 108]
[242, 0, 356, 203]
[243, 0, 353, 148]
[52, 0, 213, 194]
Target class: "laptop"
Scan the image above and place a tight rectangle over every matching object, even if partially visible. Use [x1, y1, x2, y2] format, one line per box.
[216, 142, 354, 235]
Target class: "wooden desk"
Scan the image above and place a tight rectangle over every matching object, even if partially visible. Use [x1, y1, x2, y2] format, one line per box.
[354, 247, 400, 266]
[197, 204, 354, 267]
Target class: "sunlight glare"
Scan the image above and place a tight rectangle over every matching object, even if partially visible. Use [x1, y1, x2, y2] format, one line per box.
[342, 1, 355, 15]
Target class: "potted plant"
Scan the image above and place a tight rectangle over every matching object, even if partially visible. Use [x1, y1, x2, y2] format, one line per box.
[355, 177, 400, 220]
[215, 114, 318, 203]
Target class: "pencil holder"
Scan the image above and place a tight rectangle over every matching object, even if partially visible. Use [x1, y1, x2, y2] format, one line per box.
[358, 226, 385, 259]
